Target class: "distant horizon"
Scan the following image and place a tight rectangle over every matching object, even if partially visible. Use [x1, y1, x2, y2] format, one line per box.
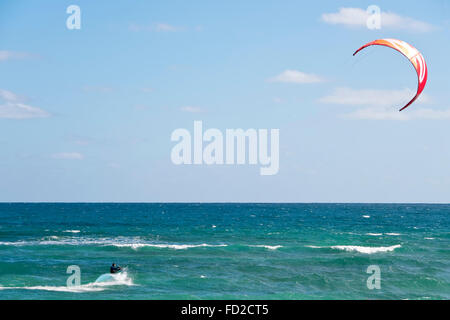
[1, 201, 449, 204]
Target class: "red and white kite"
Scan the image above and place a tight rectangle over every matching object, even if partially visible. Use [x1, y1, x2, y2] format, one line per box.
[353, 39, 428, 112]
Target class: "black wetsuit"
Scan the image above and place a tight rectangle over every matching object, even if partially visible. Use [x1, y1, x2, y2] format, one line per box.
[110, 266, 121, 274]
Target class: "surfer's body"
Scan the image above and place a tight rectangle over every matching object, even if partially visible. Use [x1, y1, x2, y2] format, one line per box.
[110, 263, 121, 274]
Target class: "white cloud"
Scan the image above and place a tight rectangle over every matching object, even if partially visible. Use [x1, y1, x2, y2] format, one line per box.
[269, 70, 324, 84]
[320, 87, 450, 120]
[0, 89, 50, 119]
[0, 89, 20, 101]
[344, 108, 450, 121]
[0, 103, 50, 119]
[155, 23, 181, 32]
[51, 152, 84, 160]
[321, 7, 434, 32]
[0, 50, 31, 61]
[319, 87, 430, 107]
[180, 106, 204, 113]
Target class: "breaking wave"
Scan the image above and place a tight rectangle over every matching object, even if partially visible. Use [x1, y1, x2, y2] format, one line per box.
[249, 245, 283, 250]
[0, 270, 133, 293]
[0, 237, 227, 250]
[330, 244, 401, 254]
[112, 243, 228, 250]
[306, 244, 402, 254]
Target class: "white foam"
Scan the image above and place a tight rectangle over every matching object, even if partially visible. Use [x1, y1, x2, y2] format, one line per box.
[366, 233, 383, 236]
[386, 233, 401, 236]
[93, 269, 134, 286]
[0, 270, 134, 293]
[63, 230, 81, 233]
[306, 244, 401, 254]
[113, 243, 228, 250]
[424, 237, 434, 240]
[362, 215, 371, 218]
[0, 285, 105, 293]
[0, 237, 227, 250]
[331, 244, 401, 254]
[250, 245, 282, 250]
[305, 245, 322, 249]
[0, 241, 27, 246]
[0, 238, 110, 247]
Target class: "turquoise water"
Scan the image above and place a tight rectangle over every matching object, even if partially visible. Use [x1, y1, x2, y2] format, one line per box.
[0, 203, 448, 300]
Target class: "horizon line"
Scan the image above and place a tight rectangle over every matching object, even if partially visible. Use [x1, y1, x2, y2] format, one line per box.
[0, 201, 449, 205]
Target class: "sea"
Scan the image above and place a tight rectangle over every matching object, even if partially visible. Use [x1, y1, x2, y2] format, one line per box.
[0, 203, 448, 300]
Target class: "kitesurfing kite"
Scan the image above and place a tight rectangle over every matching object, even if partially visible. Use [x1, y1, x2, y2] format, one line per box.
[353, 39, 428, 112]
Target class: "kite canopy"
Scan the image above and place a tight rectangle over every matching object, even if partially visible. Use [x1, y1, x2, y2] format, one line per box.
[353, 39, 428, 112]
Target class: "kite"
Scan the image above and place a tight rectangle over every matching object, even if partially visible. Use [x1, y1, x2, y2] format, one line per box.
[353, 39, 428, 111]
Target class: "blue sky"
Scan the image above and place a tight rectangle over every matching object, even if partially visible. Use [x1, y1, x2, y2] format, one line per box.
[1, 0, 449, 202]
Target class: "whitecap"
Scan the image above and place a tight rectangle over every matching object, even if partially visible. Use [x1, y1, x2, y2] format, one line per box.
[0, 241, 27, 246]
[330, 244, 401, 254]
[0, 270, 134, 293]
[94, 269, 134, 286]
[306, 244, 401, 254]
[113, 243, 228, 250]
[250, 245, 282, 250]
[0, 285, 105, 293]
[0, 237, 228, 250]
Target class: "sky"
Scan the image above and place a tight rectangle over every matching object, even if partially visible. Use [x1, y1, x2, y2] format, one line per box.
[0, 0, 449, 202]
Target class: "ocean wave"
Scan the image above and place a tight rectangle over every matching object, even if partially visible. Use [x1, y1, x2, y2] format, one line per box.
[0, 241, 28, 246]
[0, 237, 289, 252]
[93, 269, 134, 286]
[0, 285, 105, 293]
[0, 270, 133, 293]
[63, 230, 81, 233]
[0, 237, 228, 250]
[249, 245, 282, 250]
[331, 245, 401, 254]
[112, 243, 228, 250]
[305, 245, 322, 249]
[306, 244, 401, 254]
[365, 233, 401, 237]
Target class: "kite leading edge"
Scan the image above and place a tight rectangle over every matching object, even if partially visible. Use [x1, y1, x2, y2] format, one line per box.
[353, 39, 428, 112]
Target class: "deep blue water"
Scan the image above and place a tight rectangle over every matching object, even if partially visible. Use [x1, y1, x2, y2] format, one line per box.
[0, 203, 448, 299]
